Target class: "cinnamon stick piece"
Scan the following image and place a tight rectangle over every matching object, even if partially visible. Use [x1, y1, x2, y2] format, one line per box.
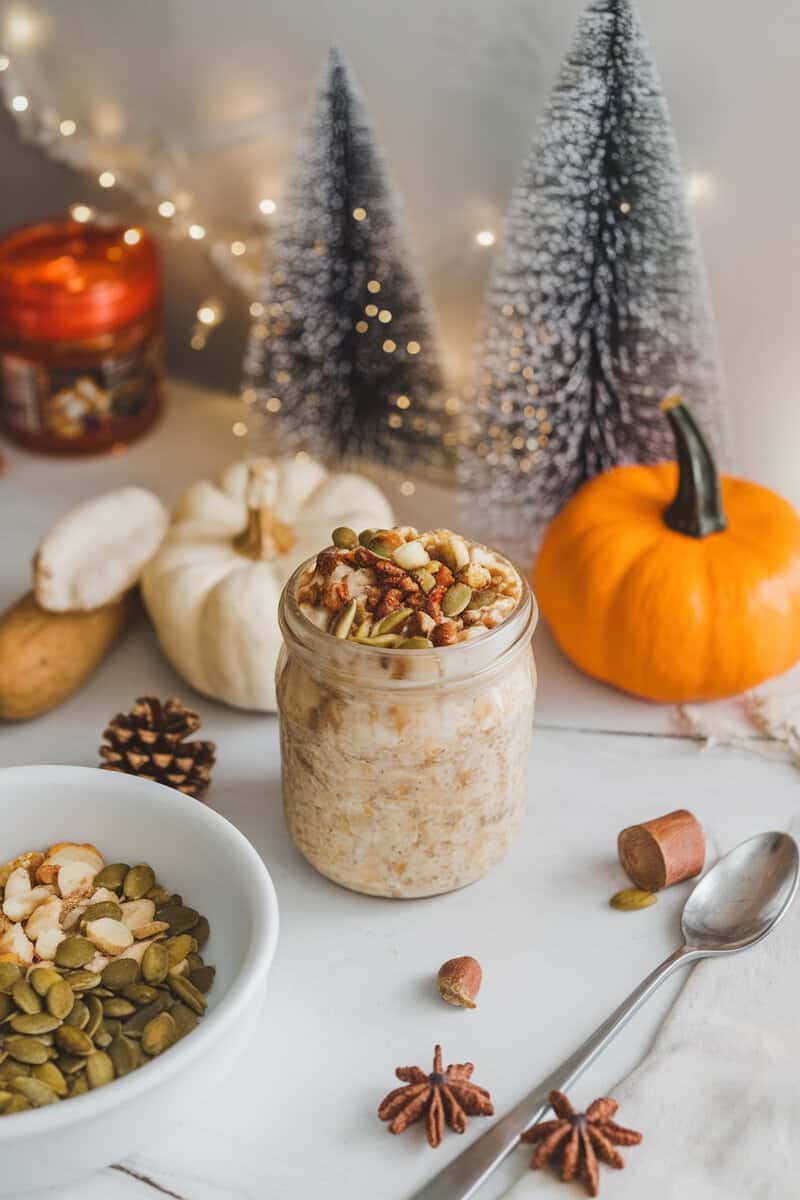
[618, 809, 705, 892]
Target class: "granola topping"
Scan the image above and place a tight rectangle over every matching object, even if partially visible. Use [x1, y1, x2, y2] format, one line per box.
[297, 527, 522, 647]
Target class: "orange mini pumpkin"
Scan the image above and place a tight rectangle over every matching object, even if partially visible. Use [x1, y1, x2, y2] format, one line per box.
[535, 395, 800, 702]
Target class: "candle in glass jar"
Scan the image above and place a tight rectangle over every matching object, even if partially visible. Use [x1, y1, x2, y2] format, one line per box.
[0, 220, 163, 454]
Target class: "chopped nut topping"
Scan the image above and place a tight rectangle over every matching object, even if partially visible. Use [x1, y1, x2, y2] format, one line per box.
[297, 527, 522, 646]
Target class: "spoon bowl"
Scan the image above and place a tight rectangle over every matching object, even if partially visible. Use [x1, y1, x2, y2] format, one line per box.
[681, 831, 799, 954]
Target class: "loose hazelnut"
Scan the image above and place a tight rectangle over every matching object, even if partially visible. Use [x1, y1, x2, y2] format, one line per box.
[437, 955, 483, 1009]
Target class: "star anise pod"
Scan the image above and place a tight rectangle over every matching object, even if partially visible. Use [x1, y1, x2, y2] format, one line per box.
[378, 1044, 494, 1148]
[521, 1090, 642, 1197]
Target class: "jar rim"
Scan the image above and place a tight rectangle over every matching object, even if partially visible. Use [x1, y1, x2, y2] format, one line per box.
[279, 554, 538, 691]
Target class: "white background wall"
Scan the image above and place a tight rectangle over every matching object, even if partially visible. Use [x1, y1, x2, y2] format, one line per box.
[1, 0, 798, 505]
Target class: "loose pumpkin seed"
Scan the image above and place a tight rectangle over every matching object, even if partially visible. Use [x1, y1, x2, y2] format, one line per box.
[55, 1026, 93, 1056]
[64, 1000, 89, 1030]
[63, 970, 101, 993]
[146, 885, 173, 907]
[352, 633, 402, 648]
[55, 937, 96, 969]
[9, 1076, 58, 1106]
[142, 943, 169, 985]
[0, 1090, 13, 1113]
[141, 1012, 176, 1057]
[29, 967, 61, 998]
[85, 995, 104, 1040]
[69, 1074, 88, 1097]
[101, 958, 139, 991]
[171, 1003, 198, 1039]
[86, 1050, 115, 1089]
[165, 934, 196, 969]
[185, 953, 204, 972]
[332, 599, 358, 639]
[0, 964, 22, 994]
[189, 966, 216, 994]
[5, 1037, 50, 1065]
[122, 998, 167, 1036]
[33, 1062, 68, 1097]
[81, 901, 122, 925]
[156, 906, 199, 936]
[609, 888, 658, 911]
[11, 981, 42, 1016]
[123, 982, 159, 1007]
[108, 1035, 137, 1077]
[4, 1094, 32, 1112]
[0, 1060, 29, 1083]
[103, 998, 135, 1019]
[9, 1013, 61, 1035]
[46, 980, 75, 1021]
[168, 975, 207, 1015]
[123, 864, 156, 900]
[93, 863, 129, 890]
[441, 582, 472, 617]
[398, 636, 433, 649]
[331, 526, 358, 549]
[358, 527, 378, 546]
[58, 1054, 88, 1076]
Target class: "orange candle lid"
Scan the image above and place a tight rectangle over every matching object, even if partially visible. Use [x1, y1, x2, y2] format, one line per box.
[0, 220, 161, 341]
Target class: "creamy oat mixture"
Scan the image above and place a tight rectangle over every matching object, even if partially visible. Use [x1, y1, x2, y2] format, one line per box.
[296, 526, 523, 647]
[277, 526, 536, 899]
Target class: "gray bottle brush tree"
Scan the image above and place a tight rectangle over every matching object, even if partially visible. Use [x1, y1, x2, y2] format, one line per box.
[243, 48, 447, 472]
[460, 0, 728, 561]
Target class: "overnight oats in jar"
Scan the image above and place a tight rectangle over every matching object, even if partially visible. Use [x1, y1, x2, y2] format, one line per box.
[276, 526, 537, 898]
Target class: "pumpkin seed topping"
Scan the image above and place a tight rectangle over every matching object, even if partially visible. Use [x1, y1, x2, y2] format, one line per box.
[466, 588, 497, 610]
[332, 598, 358, 639]
[141, 1012, 177, 1057]
[55, 937, 96, 969]
[441, 582, 473, 617]
[93, 863, 129, 890]
[331, 526, 358, 549]
[374, 607, 413, 636]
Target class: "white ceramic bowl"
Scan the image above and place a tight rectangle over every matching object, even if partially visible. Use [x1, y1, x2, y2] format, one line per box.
[0, 765, 279, 1196]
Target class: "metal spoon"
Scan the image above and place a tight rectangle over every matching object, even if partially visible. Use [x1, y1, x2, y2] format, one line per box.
[413, 831, 799, 1200]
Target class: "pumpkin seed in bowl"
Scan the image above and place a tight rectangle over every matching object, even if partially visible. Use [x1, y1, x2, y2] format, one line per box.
[0, 842, 214, 1114]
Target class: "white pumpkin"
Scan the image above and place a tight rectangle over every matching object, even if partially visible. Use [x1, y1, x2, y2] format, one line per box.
[141, 456, 394, 712]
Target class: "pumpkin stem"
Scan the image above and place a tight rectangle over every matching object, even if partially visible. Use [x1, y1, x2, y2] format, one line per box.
[661, 392, 727, 539]
[232, 461, 297, 561]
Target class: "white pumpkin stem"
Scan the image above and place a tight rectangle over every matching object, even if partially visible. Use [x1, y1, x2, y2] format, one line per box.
[233, 461, 296, 561]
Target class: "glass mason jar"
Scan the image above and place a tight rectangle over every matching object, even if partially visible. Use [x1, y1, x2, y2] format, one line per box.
[277, 559, 538, 898]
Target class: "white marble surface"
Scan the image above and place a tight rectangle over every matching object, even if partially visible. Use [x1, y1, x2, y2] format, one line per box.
[1, 383, 798, 1200]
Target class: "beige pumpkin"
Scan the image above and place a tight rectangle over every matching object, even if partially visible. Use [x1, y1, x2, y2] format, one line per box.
[141, 456, 393, 712]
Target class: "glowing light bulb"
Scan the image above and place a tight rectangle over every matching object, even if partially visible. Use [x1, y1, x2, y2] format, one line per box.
[11, 95, 28, 113]
[396, 395, 410, 410]
[123, 228, 141, 246]
[355, 320, 368, 333]
[249, 301, 264, 318]
[365, 304, 378, 317]
[98, 171, 116, 188]
[59, 118, 76, 136]
[266, 396, 282, 412]
[399, 480, 416, 497]
[70, 204, 93, 224]
[475, 230, 496, 247]
[197, 304, 219, 326]
[6, 11, 38, 49]
[686, 171, 714, 203]
[382, 339, 396, 353]
[230, 240, 246, 256]
[378, 309, 392, 323]
[232, 422, 247, 438]
[406, 341, 420, 355]
[367, 280, 381, 294]
[258, 198, 277, 215]
[157, 200, 176, 218]
[188, 224, 206, 240]
[352, 207, 367, 221]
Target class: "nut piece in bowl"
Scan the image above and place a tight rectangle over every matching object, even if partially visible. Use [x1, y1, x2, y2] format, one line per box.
[0, 765, 278, 1197]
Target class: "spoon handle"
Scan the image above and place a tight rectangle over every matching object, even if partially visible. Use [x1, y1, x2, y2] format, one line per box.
[411, 944, 696, 1200]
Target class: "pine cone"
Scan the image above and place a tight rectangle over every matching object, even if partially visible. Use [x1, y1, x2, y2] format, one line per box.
[99, 696, 216, 800]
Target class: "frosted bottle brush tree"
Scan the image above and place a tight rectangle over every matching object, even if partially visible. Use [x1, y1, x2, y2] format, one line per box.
[461, 0, 727, 561]
[243, 48, 448, 473]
